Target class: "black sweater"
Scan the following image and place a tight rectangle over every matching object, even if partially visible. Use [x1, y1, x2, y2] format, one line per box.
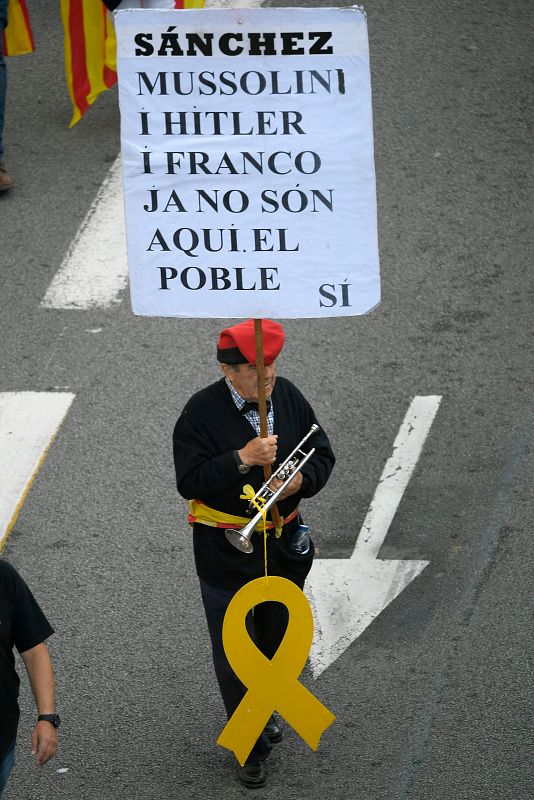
[173, 377, 335, 589]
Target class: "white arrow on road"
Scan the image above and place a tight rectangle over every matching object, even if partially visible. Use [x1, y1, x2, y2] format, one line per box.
[306, 395, 442, 678]
[0, 392, 75, 551]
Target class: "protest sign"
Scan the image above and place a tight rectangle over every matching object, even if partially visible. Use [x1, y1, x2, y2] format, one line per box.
[115, 6, 380, 318]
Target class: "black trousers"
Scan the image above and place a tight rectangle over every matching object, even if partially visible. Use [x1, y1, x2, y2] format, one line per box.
[199, 578, 290, 764]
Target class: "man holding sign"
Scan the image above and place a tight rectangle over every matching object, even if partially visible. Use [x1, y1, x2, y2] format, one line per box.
[114, 3, 377, 787]
[173, 319, 335, 788]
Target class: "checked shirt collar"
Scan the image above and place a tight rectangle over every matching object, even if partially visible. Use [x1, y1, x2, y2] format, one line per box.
[225, 378, 274, 436]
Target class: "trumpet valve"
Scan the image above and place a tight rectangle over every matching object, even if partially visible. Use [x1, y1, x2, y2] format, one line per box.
[276, 459, 297, 481]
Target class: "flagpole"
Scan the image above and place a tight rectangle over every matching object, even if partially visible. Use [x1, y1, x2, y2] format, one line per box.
[254, 319, 282, 531]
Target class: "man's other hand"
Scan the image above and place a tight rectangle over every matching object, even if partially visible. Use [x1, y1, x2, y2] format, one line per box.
[31, 721, 57, 766]
[269, 470, 303, 500]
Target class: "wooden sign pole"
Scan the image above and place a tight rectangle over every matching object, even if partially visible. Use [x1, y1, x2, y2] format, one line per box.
[254, 319, 282, 530]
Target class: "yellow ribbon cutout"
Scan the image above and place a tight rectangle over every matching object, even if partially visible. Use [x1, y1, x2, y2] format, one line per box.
[217, 576, 336, 766]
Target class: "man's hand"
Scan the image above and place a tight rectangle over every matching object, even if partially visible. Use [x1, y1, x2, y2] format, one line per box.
[239, 435, 278, 466]
[269, 470, 303, 500]
[20, 642, 57, 767]
[31, 721, 57, 766]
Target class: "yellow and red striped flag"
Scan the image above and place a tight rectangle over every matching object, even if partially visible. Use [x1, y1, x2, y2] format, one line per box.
[3, 0, 34, 57]
[61, 0, 205, 128]
[172, 0, 205, 7]
[60, 0, 117, 127]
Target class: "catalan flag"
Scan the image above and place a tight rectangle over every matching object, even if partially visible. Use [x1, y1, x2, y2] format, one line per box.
[103, 1, 205, 8]
[3, 0, 34, 57]
[172, 0, 205, 8]
[60, 0, 117, 127]
[62, 0, 205, 128]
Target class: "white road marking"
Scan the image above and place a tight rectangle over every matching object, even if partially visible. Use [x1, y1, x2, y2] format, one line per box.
[41, 159, 127, 310]
[41, 0, 264, 311]
[0, 393, 75, 551]
[306, 395, 442, 677]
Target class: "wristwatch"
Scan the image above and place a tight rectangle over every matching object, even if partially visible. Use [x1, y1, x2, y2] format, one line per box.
[38, 714, 61, 729]
[232, 450, 251, 475]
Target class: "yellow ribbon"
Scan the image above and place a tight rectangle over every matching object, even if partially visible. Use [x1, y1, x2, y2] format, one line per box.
[240, 484, 266, 516]
[217, 576, 336, 766]
[240, 485, 269, 579]
[240, 484, 284, 538]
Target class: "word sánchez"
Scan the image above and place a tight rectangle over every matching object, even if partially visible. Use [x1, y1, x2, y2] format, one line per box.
[134, 29, 334, 58]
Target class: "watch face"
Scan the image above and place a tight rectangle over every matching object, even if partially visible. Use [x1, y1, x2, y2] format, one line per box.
[238, 463, 251, 474]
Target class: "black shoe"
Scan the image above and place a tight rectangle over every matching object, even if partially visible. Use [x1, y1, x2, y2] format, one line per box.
[263, 715, 283, 744]
[237, 761, 267, 789]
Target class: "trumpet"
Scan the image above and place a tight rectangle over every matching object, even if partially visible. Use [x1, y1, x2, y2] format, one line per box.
[225, 424, 319, 554]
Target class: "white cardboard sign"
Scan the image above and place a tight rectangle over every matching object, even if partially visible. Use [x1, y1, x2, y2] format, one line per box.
[115, 7, 380, 318]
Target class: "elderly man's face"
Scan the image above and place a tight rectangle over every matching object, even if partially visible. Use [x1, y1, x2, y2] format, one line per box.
[222, 362, 277, 402]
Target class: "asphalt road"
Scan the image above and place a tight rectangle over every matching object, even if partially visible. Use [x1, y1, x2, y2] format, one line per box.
[0, 1, 532, 798]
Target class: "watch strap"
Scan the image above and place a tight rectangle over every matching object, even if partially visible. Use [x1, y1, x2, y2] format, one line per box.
[232, 449, 244, 468]
[38, 714, 60, 728]
[232, 449, 251, 474]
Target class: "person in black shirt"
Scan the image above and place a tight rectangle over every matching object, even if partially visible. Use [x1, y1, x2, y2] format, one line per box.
[173, 319, 335, 789]
[0, 560, 59, 798]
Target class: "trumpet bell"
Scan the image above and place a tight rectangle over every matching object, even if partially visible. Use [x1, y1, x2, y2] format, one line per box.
[225, 527, 255, 554]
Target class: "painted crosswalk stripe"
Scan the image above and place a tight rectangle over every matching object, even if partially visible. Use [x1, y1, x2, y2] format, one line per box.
[0, 392, 75, 551]
[41, 159, 127, 310]
[40, 0, 264, 311]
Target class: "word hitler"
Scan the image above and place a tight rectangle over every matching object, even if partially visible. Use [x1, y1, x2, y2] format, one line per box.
[139, 110, 305, 137]
[134, 30, 334, 58]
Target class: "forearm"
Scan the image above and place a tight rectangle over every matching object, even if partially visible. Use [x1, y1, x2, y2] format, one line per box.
[20, 643, 58, 765]
[175, 450, 241, 499]
[21, 643, 56, 714]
